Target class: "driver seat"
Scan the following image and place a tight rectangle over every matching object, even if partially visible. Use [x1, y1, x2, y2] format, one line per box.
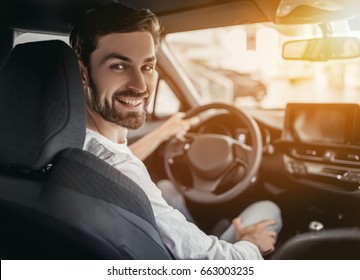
[0, 40, 173, 259]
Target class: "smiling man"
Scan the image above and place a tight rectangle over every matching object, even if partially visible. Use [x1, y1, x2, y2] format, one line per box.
[82, 32, 156, 141]
[70, 3, 282, 259]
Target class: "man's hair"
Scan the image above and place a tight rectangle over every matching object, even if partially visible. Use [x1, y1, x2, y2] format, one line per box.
[69, 4, 164, 66]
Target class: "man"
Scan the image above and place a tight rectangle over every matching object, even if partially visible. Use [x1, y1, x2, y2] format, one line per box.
[70, 3, 282, 259]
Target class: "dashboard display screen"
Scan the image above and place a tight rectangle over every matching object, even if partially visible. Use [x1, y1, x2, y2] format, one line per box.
[284, 104, 359, 145]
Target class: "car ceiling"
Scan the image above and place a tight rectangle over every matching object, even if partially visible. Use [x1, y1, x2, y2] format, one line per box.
[0, 0, 280, 34]
[1, 0, 360, 35]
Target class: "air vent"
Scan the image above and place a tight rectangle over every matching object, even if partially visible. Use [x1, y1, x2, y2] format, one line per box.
[333, 152, 360, 165]
[290, 147, 323, 161]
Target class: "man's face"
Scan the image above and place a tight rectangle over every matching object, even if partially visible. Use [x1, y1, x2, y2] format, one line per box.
[86, 32, 157, 129]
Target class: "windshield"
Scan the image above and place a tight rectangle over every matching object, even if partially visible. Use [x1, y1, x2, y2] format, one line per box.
[165, 21, 360, 109]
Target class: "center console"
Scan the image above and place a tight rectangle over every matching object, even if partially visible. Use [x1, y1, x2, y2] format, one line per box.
[278, 103, 360, 192]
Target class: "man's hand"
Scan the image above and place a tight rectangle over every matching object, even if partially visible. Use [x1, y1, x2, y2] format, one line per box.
[129, 112, 199, 160]
[233, 217, 277, 255]
[157, 112, 200, 141]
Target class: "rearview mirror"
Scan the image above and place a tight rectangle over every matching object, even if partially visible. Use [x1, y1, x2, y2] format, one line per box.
[282, 37, 360, 61]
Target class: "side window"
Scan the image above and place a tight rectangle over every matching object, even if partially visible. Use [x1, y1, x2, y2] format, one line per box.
[148, 78, 180, 117]
[14, 32, 69, 46]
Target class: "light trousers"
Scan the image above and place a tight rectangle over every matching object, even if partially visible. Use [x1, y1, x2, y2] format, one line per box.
[157, 180, 282, 243]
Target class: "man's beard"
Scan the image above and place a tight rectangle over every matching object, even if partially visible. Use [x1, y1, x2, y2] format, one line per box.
[86, 75, 149, 130]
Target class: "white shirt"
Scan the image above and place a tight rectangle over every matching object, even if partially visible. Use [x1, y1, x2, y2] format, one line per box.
[83, 128, 263, 260]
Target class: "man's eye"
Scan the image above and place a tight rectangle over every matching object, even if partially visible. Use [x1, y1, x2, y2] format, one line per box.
[110, 64, 125, 70]
[142, 65, 154, 72]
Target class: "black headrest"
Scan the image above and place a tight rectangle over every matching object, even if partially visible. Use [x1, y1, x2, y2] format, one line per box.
[0, 40, 85, 170]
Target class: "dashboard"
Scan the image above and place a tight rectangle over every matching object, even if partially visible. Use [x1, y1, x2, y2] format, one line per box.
[277, 103, 360, 194]
[138, 104, 360, 198]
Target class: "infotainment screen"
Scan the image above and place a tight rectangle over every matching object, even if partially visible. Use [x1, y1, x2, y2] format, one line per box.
[283, 103, 359, 145]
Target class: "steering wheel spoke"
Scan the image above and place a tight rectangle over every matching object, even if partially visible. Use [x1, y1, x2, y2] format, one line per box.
[190, 174, 222, 192]
[166, 137, 192, 161]
[190, 157, 243, 193]
[233, 141, 252, 168]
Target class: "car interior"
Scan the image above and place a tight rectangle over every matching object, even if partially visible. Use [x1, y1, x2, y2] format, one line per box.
[1, 0, 360, 260]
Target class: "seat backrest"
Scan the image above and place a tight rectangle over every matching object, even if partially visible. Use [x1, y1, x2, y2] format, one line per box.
[0, 40, 172, 259]
[272, 227, 360, 260]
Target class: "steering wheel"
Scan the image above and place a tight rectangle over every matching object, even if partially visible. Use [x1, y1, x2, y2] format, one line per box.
[164, 103, 262, 204]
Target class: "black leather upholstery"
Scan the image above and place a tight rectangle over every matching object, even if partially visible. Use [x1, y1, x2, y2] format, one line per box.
[0, 40, 85, 169]
[0, 40, 172, 259]
[272, 227, 360, 260]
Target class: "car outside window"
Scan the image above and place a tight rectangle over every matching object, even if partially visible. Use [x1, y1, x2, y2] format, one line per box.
[165, 22, 360, 109]
[148, 79, 180, 116]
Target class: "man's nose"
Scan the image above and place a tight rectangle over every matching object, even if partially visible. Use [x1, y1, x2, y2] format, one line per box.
[126, 69, 147, 93]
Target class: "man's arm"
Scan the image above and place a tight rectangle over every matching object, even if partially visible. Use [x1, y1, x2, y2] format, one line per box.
[129, 112, 199, 160]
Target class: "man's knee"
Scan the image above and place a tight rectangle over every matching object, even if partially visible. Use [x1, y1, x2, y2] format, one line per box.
[251, 200, 281, 215]
[239, 200, 282, 234]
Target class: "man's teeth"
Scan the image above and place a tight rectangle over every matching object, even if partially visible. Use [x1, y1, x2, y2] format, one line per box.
[118, 98, 143, 106]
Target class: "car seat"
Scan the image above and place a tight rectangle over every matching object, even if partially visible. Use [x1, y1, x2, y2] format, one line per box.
[272, 227, 360, 259]
[0, 40, 173, 259]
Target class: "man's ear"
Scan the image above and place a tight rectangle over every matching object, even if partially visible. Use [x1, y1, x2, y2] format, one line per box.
[78, 60, 89, 88]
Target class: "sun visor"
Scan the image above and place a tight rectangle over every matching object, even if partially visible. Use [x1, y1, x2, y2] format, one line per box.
[275, 0, 356, 24]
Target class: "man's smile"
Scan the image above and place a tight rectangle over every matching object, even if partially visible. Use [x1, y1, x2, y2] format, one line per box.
[116, 95, 148, 108]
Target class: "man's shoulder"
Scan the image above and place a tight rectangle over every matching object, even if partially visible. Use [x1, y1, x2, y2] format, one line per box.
[84, 132, 113, 157]
[84, 129, 131, 164]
